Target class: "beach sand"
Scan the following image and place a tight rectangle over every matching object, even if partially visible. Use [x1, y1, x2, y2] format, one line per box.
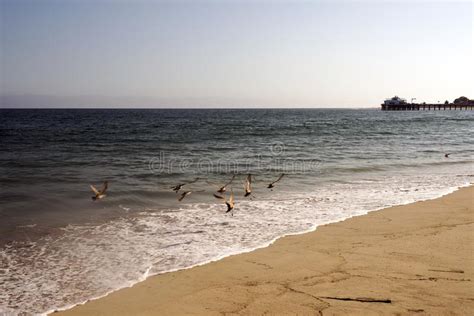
[57, 186, 474, 315]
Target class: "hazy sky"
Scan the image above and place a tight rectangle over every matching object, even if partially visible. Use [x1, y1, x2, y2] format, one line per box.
[1, 0, 472, 108]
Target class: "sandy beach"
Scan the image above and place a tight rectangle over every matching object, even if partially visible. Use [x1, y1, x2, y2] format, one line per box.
[56, 186, 473, 315]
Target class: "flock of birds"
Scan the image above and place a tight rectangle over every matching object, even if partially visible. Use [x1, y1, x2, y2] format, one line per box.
[90, 153, 453, 213]
[90, 173, 286, 215]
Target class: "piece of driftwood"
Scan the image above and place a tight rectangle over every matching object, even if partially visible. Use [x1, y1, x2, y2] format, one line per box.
[428, 269, 464, 274]
[320, 296, 392, 303]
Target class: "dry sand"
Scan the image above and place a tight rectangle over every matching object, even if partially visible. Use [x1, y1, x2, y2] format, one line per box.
[57, 186, 474, 315]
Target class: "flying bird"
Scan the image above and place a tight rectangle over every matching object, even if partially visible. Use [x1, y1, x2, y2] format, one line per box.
[189, 177, 201, 183]
[217, 174, 236, 194]
[213, 193, 225, 200]
[225, 190, 235, 215]
[244, 174, 252, 197]
[268, 173, 285, 189]
[444, 153, 451, 158]
[171, 177, 201, 193]
[178, 191, 192, 201]
[90, 181, 108, 201]
[178, 189, 204, 201]
[171, 183, 185, 193]
[214, 189, 235, 215]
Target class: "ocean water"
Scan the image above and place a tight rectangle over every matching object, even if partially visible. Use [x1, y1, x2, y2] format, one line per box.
[0, 109, 472, 315]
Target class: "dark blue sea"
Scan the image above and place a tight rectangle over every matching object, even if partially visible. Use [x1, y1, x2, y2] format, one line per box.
[0, 109, 473, 314]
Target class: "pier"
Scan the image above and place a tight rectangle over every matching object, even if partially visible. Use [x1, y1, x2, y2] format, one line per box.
[381, 103, 474, 111]
[381, 96, 473, 111]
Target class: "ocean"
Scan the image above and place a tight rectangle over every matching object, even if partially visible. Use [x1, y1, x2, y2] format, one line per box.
[0, 108, 472, 315]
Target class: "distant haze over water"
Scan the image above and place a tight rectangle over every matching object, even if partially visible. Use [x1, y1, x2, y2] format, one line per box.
[1, 1, 472, 108]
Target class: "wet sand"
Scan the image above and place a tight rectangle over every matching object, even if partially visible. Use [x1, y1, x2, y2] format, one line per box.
[57, 186, 474, 315]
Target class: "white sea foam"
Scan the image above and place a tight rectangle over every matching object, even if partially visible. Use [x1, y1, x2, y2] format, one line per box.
[0, 170, 472, 315]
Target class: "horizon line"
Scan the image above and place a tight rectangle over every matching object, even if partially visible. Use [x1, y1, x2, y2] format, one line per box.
[0, 106, 379, 110]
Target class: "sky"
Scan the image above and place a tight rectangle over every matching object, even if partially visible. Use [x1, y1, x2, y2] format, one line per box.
[0, 0, 473, 108]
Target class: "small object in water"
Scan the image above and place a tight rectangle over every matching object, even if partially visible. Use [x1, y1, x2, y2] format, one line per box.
[267, 173, 285, 189]
[244, 174, 252, 197]
[90, 181, 108, 201]
[445, 153, 451, 158]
